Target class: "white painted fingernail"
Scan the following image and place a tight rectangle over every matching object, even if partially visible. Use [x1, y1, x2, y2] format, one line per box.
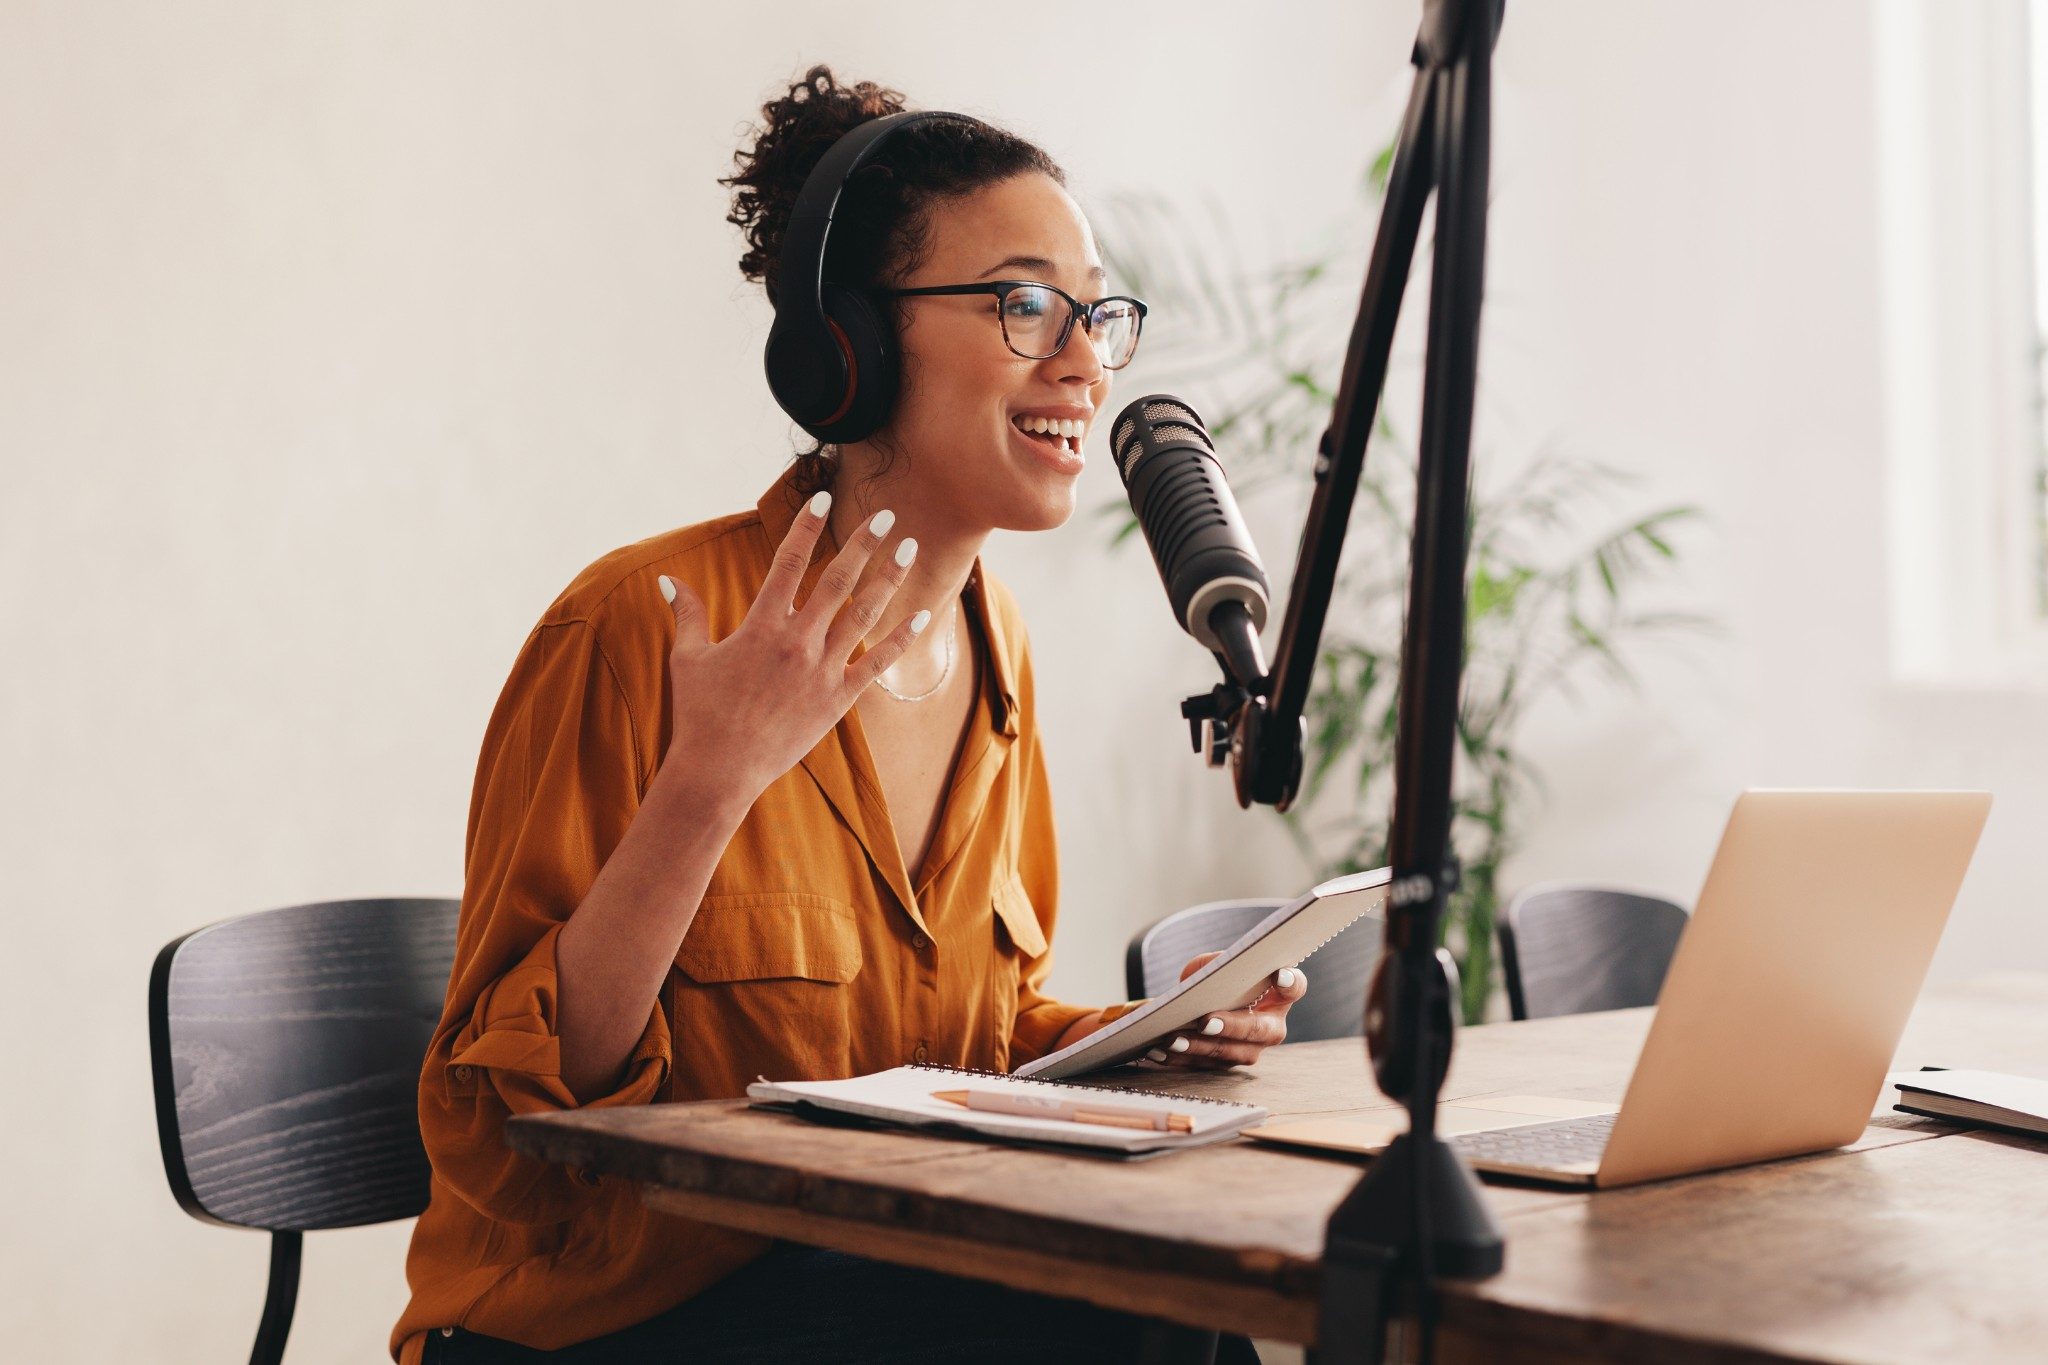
[657, 575, 676, 604]
[869, 508, 895, 536]
[894, 537, 918, 567]
[1277, 968, 1299, 990]
[910, 609, 931, 634]
[1146, 1049, 1169, 1063]
[808, 490, 831, 517]
[1168, 1037, 1190, 1054]
[1201, 1017, 1225, 1036]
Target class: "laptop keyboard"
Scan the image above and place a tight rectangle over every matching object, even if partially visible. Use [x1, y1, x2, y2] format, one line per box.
[1452, 1112, 1618, 1168]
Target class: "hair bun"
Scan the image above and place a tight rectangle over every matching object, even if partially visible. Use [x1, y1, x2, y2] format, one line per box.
[721, 64, 1066, 493]
[725, 65, 910, 307]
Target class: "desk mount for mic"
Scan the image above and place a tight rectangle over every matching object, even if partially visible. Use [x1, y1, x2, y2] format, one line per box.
[1180, 2, 1508, 1360]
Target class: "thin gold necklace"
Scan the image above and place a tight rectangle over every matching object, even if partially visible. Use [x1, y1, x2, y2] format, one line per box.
[823, 508, 957, 703]
[874, 601, 957, 702]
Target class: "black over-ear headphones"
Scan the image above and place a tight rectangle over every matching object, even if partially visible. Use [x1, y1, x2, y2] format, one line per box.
[763, 109, 976, 445]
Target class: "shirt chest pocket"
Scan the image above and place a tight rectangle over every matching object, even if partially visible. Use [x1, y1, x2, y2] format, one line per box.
[991, 873, 1048, 959]
[986, 873, 1048, 1070]
[670, 892, 864, 1092]
[675, 892, 864, 983]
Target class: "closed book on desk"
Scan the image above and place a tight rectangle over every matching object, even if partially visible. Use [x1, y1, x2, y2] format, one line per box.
[1894, 1069, 2048, 1138]
[747, 1064, 1267, 1156]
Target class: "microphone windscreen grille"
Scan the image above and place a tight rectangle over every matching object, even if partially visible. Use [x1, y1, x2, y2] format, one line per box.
[1147, 423, 1206, 449]
[1142, 399, 1199, 428]
[1112, 414, 1140, 463]
[1112, 396, 1213, 483]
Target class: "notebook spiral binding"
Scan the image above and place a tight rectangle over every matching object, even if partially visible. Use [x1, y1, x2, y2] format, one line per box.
[907, 1061, 1260, 1111]
[1240, 898, 1377, 1006]
[1121, 897, 1377, 1027]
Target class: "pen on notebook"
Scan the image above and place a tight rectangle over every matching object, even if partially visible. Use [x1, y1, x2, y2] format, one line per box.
[931, 1088, 1195, 1133]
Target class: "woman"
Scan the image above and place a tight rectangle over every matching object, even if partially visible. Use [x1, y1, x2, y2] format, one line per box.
[391, 66, 1305, 1364]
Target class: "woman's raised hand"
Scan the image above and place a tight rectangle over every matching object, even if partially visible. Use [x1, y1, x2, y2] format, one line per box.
[657, 490, 925, 802]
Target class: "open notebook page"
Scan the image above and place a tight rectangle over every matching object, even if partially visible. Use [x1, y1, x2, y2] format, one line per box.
[747, 1064, 1268, 1154]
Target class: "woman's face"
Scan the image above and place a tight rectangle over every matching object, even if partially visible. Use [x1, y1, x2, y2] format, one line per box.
[867, 172, 1115, 537]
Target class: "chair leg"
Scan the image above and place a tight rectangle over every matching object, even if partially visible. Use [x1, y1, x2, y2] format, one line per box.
[249, 1229, 301, 1365]
[1137, 1319, 1221, 1365]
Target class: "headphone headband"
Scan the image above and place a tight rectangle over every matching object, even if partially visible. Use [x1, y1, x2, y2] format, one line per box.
[773, 109, 963, 334]
[763, 108, 977, 442]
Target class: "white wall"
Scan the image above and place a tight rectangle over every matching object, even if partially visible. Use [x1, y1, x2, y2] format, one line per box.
[1489, 5, 2048, 992]
[2, 3, 2038, 1362]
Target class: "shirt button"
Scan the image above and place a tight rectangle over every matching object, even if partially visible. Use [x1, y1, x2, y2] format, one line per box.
[912, 933, 930, 952]
[440, 1327, 456, 1338]
[913, 1042, 930, 1063]
[452, 1064, 474, 1082]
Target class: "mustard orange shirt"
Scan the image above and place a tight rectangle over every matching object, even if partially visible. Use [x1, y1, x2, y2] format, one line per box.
[390, 465, 1132, 1361]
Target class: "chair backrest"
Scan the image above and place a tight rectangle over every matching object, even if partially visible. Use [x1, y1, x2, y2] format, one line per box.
[1126, 896, 1383, 1044]
[1498, 883, 1688, 1021]
[149, 896, 460, 1232]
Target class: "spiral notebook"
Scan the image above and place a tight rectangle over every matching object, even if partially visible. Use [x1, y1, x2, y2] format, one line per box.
[746, 1063, 1268, 1155]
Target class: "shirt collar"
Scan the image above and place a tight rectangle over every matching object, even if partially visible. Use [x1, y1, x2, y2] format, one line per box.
[753, 463, 1020, 734]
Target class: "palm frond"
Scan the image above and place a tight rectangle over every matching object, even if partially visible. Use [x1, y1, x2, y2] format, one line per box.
[1090, 144, 1714, 1026]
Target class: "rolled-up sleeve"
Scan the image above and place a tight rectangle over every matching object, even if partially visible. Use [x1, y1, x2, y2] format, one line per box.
[421, 619, 670, 1226]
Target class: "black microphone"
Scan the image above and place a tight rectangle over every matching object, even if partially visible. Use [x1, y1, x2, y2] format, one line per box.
[1110, 395, 1271, 691]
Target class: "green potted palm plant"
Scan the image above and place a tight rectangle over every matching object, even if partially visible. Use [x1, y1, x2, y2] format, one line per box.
[1096, 161, 1708, 1024]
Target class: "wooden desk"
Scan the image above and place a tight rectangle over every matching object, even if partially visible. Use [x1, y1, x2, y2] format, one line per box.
[507, 974, 2048, 1363]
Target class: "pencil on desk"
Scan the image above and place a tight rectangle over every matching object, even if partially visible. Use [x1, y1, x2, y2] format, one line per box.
[932, 1088, 1196, 1133]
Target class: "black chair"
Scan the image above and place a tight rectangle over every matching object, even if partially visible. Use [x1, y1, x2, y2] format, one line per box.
[1124, 896, 1384, 1043]
[1497, 883, 1689, 1021]
[149, 896, 460, 1365]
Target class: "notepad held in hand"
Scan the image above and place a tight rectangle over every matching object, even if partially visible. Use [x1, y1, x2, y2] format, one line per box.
[746, 1064, 1268, 1155]
[1013, 866, 1388, 1081]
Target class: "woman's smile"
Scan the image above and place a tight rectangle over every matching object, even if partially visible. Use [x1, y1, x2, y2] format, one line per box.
[1007, 403, 1092, 475]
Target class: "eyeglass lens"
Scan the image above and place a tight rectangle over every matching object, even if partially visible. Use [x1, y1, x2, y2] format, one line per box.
[999, 285, 1141, 368]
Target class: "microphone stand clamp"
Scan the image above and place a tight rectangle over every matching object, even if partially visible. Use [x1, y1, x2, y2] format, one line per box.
[1181, 684, 1304, 809]
[1180, 683, 1246, 770]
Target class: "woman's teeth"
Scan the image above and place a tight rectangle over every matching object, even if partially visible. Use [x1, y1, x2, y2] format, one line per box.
[1014, 415, 1084, 452]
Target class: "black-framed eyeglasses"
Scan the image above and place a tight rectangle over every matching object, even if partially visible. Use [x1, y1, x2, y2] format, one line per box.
[881, 280, 1148, 370]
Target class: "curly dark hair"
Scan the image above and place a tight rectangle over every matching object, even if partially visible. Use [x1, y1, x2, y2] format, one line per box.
[721, 64, 1067, 493]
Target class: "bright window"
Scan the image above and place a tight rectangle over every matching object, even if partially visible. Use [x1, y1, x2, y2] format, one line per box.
[1875, 0, 2048, 684]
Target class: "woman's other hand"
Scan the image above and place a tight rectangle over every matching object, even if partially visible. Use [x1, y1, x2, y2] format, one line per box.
[658, 490, 923, 801]
[1143, 955, 1308, 1070]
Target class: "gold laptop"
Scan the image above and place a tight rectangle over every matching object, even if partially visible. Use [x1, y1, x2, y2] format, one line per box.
[1246, 789, 1992, 1188]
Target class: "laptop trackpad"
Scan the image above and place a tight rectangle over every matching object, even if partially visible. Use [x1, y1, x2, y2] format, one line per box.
[1448, 1094, 1620, 1126]
[1244, 1094, 1618, 1158]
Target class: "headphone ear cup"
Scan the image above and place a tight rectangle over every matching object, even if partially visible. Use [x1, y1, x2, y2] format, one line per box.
[763, 307, 849, 432]
[808, 284, 900, 445]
